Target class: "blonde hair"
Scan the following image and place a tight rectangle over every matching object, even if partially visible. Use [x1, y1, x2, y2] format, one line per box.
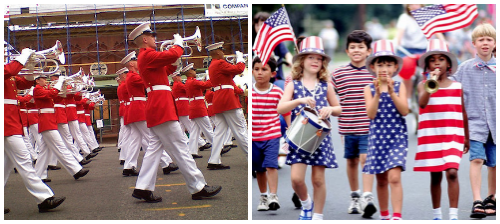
[471, 23, 496, 42]
[291, 54, 329, 82]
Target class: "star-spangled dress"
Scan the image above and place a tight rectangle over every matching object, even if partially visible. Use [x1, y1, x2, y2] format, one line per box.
[285, 80, 338, 168]
[363, 81, 408, 174]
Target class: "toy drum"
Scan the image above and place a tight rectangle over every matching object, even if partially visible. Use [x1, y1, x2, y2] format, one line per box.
[285, 107, 331, 155]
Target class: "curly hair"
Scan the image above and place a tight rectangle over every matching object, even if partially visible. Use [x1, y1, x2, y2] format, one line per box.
[291, 54, 330, 82]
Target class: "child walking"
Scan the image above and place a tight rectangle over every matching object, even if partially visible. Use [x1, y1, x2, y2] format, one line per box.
[252, 56, 291, 212]
[363, 40, 409, 220]
[413, 39, 469, 220]
[277, 36, 342, 220]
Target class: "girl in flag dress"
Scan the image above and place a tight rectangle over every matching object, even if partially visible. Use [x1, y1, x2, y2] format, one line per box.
[414, 39, 469, 220]
[277, 36, 342, 220]
[363, 40, 409, 220]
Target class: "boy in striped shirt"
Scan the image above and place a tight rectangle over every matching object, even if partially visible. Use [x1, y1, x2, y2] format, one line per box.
[252, 56, 291, 212]
[331, 30, 377, 218]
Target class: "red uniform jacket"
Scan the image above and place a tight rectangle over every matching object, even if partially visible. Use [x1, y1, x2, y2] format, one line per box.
[117, 82, 127, 118]
[4, 61, 33, 137]
[125, 71, 147, 125]
[65, 89, 79, 122]
[84, 102, 94, 126]
[75, 94, 88, 123]
[17, 95, 33, 128]
[172, 81, 189, 117]
[27, 101, 39, 126]
[53, 94, 68, 124]
[232, 82, 244, 108]
[208, 59, 245, 114]
[33, 85, 59, 133]
[185, 77, 211, 119]
[205, 89, 214, 117]
[137, 46, 183, 128]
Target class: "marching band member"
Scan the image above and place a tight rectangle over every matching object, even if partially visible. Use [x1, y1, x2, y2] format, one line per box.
[66, 88, 97, 161]
[171, 69, 211, 153]
[206, 42, 248, 170]
[27, 90, 41, 155]
[17, 91, 38, 161]
[183, 63, 214, 159]
[4, 48, 66, 213]
[83, 97, 101, 151]
[50, 72, 91, 166]
[129, 22, 221, 202]
[76, 93, 100, 152]
[205, 86, 233, 155]
[116, 68, 129, 165]
[32, 74, 89, 181]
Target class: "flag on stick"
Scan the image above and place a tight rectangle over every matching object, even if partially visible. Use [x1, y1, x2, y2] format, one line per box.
[411, 4, 478, 39]
[252, 6, 295, 66]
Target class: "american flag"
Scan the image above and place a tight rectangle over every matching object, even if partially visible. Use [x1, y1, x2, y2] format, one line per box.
[411, 4, 478, 39]
[253, 7, 295, 66]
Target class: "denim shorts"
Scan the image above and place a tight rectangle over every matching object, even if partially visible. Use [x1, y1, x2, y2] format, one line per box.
[469, 133, 496, 167]
[252, 137, 280, 172]
[343, 135, 368, 159]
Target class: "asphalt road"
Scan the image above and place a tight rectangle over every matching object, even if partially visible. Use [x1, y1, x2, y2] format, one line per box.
[4, 138, 248, 220]
[252, 112, 496, 220]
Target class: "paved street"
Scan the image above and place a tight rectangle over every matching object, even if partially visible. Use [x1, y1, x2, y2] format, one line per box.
[252, 112, 495, 220]
[4, 138, 248, 220]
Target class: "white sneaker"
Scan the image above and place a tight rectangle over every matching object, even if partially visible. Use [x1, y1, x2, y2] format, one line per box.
[360, 193, 377, 218]
[348, 192, 361, 214]
[257, 195, 269, 211]
[268, 194, 281, 210]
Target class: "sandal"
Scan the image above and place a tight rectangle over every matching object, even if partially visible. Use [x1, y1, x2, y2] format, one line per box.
[470, 200, 487, 219]
[483, 195, 496, 216]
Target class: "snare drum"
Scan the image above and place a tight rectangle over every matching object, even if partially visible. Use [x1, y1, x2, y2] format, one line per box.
[285, 107, 331, 155]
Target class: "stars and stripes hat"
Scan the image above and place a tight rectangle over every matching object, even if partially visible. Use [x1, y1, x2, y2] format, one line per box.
[120, 51, 137, 65]
[292, 36, 330, 64]
[206, 42, 224, 51]
[366, 39, 403, 77]
[418, 39, 458, 75]
[128, 22, 157, 41]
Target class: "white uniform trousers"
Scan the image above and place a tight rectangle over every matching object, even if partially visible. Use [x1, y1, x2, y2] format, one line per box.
[189, 116, 214, 155]
[68, 120, 91, 156]
[118, 117, 126, 150]
[87, 125, 100, 148]
[208, 108, 248, 164]
[124, 121, 150, 169]
[28, 124, 42, 154]
[179, 115, 207, 146]
[34, 130, 83, 178]
[4, 135, 54, 204]
[58, 123, 84, 162]
[210, 116, 233, 146]
[135, 121, 206, 194]
[118, 117, 130, 161]
[79, 122, 99, 150]
[23, 127, 37, 161]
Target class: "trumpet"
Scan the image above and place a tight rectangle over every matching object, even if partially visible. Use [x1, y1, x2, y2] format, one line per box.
[225, 54, 249, 64]
[424, 69, 440, 94]
[157, 26, 202, 57]
[7, 40, 66, 76]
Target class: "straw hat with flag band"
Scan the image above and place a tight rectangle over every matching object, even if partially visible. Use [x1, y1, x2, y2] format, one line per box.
[292, 36, 331, 64]
[121, 51, 137, 65]
[366, 39, 403, 77]
[206, 42, 224, 51]
[128, 22, 157, 41]
[418, 39, 458, 75]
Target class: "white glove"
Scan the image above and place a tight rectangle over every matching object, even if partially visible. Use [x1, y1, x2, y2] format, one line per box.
[171, 58, 181, 67]
[85, 93, 90, 99]
[28, 86, 35, 96]
[53, 76, 66, 91]
[235, 51, 245, 64]
[14, 48, 35, 66]
[173, 34, 184, 48]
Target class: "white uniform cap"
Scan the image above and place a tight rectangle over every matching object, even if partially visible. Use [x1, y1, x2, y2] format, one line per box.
[169, 70, 181, 78]
[181, 63, 194, 73]
[206, 42, 224, 51]
[128, 22, 156, 41]
[116, 67, 129, 75]
[121, 51, 137, 65]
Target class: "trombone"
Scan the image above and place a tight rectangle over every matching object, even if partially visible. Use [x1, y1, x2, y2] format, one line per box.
[157, 26, 202, 57]
[5, 40, 66, 76]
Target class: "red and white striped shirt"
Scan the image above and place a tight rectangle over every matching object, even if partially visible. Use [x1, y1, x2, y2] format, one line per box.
[414, 81, 464, 172]
[252, 84, 290, 141]
[332, 64, 373, 135]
